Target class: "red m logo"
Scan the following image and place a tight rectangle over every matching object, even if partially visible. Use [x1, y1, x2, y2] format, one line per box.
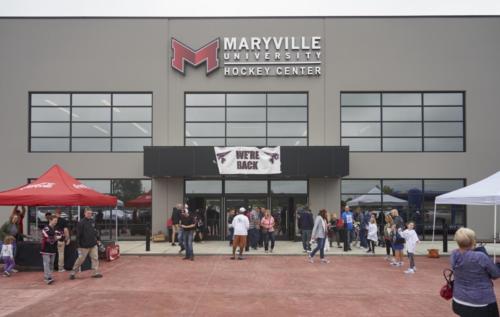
[171, 38, 220, 74]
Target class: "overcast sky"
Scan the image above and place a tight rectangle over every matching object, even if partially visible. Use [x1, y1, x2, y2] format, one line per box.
[1, 0, 500, 17]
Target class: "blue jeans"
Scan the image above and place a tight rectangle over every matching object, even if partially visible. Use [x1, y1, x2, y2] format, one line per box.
[360, 228, 368, 248]
[177, 227, 184, 249]
[310, 238, 325, 259]
[301, 230, 312, 251]
[263, 231, 275, 251]
[182, 230, 194, 258]
[248, 228, 259, 249]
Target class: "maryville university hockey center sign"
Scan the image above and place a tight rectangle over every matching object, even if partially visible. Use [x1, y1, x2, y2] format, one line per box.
[171, 36, 322, 77]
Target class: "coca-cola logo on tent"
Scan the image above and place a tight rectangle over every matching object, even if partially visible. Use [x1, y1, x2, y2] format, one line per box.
[20, 182, 55, 190]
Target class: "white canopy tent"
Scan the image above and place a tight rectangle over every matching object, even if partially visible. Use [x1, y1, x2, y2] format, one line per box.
[347, 187, 408, 207]
[433, 171, 500, 261]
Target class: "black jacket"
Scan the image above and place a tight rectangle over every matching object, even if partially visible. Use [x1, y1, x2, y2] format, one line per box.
[298, 212, 314, 230]
[76, 217, 99, 248]
[171, 208, 181, 225]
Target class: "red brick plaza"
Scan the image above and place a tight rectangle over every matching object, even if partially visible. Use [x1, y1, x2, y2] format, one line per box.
[1, 255, 499, 316]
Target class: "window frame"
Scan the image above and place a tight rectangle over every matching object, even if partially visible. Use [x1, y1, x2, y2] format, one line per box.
[29, 92, 153, 153]
[340, 91, 465, 152]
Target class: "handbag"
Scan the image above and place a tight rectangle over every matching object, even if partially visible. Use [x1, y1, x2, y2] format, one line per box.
[439, 268, 454, 300]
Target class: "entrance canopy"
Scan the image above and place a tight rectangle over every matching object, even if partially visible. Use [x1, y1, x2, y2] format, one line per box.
[433, 171, 500, 260]
[347, 187, 408, 207]
[0, 164, 117, 206]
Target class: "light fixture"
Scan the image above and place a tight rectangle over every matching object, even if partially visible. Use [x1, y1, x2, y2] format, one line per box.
[44, 99, 58, 106]
[92, 125, 109, 135]
[132, 123, 149, 135]
[101, 99, 111, 106]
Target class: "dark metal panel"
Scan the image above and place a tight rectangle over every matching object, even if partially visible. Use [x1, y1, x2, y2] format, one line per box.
[144, 146, 349, 178]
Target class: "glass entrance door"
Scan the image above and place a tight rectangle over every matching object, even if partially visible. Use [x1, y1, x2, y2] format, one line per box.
[271, 196, 308, 241]
[186, 196, 223, 241]
[225, 196, 268, 212]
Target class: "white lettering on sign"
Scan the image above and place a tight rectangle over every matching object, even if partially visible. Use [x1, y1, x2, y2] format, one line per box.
[72, 184, 90, 189]
[20, 182, 55, 190]
[222, 36, 322, 77]
[215, 147, 281, 175]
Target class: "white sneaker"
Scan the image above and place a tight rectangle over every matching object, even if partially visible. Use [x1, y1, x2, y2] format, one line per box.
[58, 269, 66, 273]
[412, 267, 417, 272]
[308, 256, 314, 263]
[390, 261, 398, 266]
[404, 268, 415, 274]
[396, 262, 403, 267]
[320, 258, 330, 264]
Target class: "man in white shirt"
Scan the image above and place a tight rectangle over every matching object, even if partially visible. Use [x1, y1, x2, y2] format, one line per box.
[231, 207, 250, 260]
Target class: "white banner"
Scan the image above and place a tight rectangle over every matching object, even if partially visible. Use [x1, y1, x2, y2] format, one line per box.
[214, 146, 281, 175]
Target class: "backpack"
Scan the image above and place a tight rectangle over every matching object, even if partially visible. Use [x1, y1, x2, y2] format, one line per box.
[336, 218, 344, 228]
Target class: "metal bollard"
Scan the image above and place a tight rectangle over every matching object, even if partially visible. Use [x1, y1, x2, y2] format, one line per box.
[443, 223, 448, 253]
[145, 224, 151, 252]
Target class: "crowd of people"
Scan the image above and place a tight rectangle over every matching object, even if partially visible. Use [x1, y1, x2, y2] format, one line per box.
[1, 206, 102, 284]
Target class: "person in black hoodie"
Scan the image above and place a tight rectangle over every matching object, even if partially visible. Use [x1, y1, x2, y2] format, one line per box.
[298, 206, 314, 252]
[41, 215, 61, 284]
[69, 207, 102, 280]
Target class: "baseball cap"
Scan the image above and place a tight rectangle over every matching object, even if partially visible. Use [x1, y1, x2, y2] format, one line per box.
[239, 207, 246, 213]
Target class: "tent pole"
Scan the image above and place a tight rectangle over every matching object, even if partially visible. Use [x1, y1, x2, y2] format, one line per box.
[115, 208, 118, 243]
[432, 204, 437, 243]
[77, 206, 80, 222]
[35, 207, 39, 241]
[494, 205, 497, 263]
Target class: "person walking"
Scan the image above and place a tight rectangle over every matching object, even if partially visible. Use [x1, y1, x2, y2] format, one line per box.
[69, 208, 102, 280]
[308, 209, 330, 264]
[231, 207, 250, 260]
[1, 235, 16, 277]
[298, 206, 314, 252]
[366, 217, 378, 254]
[227, 208, 235, 246]
[383, 214, 395, 261]
[341, 206, 353, 251]
[248, 208, 260, 250]
[451, 227, 500, 317]
[41, 215, 61, 284]
[180, 209, 196, 261]
[54, 208, 70, 272]
[390, 224, 405, 267]
[260, 210, 275, 253]
[171, 204, 183, 249]
[398, 221, 419, 274]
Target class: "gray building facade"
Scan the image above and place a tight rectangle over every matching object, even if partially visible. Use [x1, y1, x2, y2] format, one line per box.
[1, 17, 499, 240]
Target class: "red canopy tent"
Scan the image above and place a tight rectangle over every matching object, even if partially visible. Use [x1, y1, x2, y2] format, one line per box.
[125, 190, 152, 208]
[0, 164, 117, 206]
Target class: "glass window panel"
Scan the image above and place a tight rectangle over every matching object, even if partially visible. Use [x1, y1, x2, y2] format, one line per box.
[112, 138, 151, 151]
[383, 180, 422, 195]
[186, 123, 225, 137]
[226, 138, 266, 146]
[342, 138, 381, 151]
[113, 94, 152, 106]
[424, 138, 463, 151]
[185, 108, 225, 122]
[225, 180, 267, 194]
[31, 123, 69, 136]
[383, 123, 421, 137]
[113, 123, 152, 137]
[267, 138, 307, 146]
[423, 93, 463, 106]
[185, 180, 222, 194]
[382, 93, 421, 106]
[424, 122, 463, 137]
[342, 179, 382, 193]
[227, 123, 266, 137]
[185, 138, 225, 146]
[424, 179, 465, 193]
[72, 138, 111, 151]
[72, 108, 111, 122]
[227, 94, 266, 106]
[31, 107, 70, 121]
[268, 107, 307, 121]
[185, 94, 225, 106]
[341, 107, 380, 121]
[227, 108, 266, 121]
[73, 94, 111, 106]
[72, 123, 111, 136]
[111, 179, 151, 202]
[113, 108, 152, 122]
[341, 194, 381, 209]
[79, 180, 111, 194]
[31, 94, 70, 106]
[342, 123, 380, 137]
[424, 107, 463, 121]
[383, 107, 422, 121]
[30, 138, 70, 151]
[268, 93, 307, 106]
[271, 181, 307, 194]
[268, 123, 307, 137]
[383, 138, 422, 151]
[341, 93, 380, 106]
